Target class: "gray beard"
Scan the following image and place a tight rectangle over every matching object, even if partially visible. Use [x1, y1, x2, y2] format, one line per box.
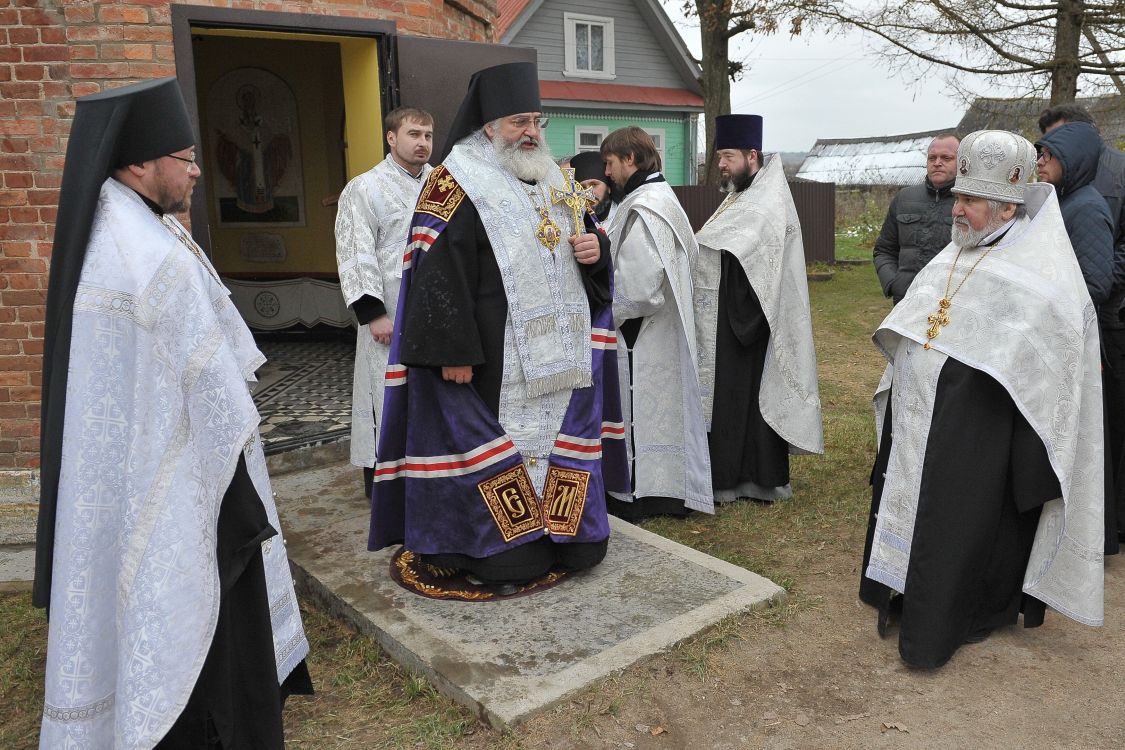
[951, 215, 1006, 248]
[492, 135, 555, 183]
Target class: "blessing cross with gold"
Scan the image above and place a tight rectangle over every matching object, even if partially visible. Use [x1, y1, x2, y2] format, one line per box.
[923, 298, 951, 350]
[550, 167, 597, 236]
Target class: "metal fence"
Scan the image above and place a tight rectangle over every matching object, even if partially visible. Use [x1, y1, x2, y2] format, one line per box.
[671, 181, 837, 264]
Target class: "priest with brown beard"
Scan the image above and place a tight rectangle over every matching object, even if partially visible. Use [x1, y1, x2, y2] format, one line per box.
[693, 114, 823, 505]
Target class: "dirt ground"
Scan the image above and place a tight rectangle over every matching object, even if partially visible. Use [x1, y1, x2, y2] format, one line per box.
[468, 540, 1125, 750]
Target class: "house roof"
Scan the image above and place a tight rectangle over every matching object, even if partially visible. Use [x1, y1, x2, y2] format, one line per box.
[496, 0, 532, 39]
[498, 0, 702, 96]
[540, 80, 703, 109]
[957, 95, 1125, 145]
[796, 128, 956, 186]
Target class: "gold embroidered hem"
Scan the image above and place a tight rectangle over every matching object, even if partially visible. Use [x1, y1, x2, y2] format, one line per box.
[390, 549, 568, 601]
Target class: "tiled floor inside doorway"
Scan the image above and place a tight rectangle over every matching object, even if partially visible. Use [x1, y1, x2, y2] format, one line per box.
[252, 339, 355, 454]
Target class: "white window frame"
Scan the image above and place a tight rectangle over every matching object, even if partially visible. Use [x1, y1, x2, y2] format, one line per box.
[575, 125, 608, 153]
[644, 128, 666, 167]
[563, 13, 616, 80]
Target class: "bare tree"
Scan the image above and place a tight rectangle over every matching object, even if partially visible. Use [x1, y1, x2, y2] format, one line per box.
[811, 0, 1125, 104]
[679, 2, 798, 184]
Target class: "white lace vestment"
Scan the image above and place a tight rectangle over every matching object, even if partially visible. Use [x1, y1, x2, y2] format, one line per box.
[606, 178, 713, 512]
[334, 156, 431, 467]
[40, 179, 308, 749]
[693, 154, 823, 453]
[868, 183, 1104, 628]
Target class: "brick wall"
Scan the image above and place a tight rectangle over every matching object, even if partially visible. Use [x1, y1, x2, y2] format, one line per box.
[0, 0, 496, 472]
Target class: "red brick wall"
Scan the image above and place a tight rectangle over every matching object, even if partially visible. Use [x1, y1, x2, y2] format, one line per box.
[0, 0, 496, 471]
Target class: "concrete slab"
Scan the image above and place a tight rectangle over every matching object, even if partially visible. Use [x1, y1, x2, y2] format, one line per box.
[273, 462, 786, 729]
[0, 503, 37, 587]
[0, 545, 34, 590]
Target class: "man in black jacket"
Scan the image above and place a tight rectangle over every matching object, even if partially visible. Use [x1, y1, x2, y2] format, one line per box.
[873, 134, 959, 303]
[1040, 104, 1125, 551]
[1035, 110, 1125, 550]
[1039, 104, 1125, 306]
[1035, 123, 1115, 304]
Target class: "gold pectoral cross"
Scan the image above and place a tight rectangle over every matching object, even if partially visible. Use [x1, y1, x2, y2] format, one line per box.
[923, 298, 951, 349]
[550, 167, 597, 236]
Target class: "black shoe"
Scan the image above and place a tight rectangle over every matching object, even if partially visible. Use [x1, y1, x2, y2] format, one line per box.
[877, 594, 903, 638]
[963, 627, 992, 644]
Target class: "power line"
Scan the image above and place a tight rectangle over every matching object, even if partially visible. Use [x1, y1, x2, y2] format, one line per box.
[733, 55, 860, 109]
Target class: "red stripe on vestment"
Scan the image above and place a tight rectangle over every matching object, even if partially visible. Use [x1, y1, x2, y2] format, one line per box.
[373, 439, 516, 479]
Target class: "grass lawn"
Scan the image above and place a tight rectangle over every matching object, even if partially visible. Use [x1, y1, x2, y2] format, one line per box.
[0, 266, 892, 749]
[834, 230, 873, 262]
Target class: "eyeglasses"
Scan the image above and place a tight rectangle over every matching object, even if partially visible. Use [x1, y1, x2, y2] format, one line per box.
[165, 152, 198, 171]
[1036, 148, 1053, 164]
[506, 115, 549, 131]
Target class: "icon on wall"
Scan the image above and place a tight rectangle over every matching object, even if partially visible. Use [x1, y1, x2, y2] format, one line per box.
[207, 67, 305, 226]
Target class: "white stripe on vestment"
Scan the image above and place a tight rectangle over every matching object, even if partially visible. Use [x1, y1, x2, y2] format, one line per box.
[383, 364, 408, 386]
[553, 446, 603, 460]
[591, 327, 617, 349]
[373, 435, 518, 481]
[601, 421, 625, 439]
[553, 432, 603, 461]
[554, 433, 600, 447]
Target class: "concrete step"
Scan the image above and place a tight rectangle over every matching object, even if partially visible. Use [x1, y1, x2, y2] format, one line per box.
[272, 461, 785, 730]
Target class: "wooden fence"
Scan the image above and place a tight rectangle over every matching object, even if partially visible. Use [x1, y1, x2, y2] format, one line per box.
[671, 181, 837, 265]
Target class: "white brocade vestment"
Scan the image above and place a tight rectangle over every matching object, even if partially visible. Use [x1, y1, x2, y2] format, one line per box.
[693, 153, 823, 453]
[868, 182, 1104, 628]
[607, 176, 713, 512]
[40, 179, 308, 749]
[442, 133, 593, 493]
[335, 156, 431, 467]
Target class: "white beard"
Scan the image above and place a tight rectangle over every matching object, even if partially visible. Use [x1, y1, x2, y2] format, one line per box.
[952, 215, 1006, 248]
[492, 134, 555, 183]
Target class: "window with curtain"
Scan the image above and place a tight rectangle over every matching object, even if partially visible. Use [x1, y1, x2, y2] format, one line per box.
[564, 14, 615, 79]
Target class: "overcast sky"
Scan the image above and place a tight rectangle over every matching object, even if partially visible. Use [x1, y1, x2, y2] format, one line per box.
[665, 10, 1007, 152]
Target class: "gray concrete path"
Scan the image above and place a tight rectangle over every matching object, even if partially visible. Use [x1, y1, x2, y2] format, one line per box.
[272, 461, 785, 729]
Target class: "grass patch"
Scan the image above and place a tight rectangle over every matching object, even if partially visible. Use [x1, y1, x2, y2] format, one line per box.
[834, 231, 871, 261]
[0, 264, 893, 746]
[835, 192, 888, 261]
[285, 602, 480, 749]
[0, 592, 47, 750]
[672, 612, 747, 679]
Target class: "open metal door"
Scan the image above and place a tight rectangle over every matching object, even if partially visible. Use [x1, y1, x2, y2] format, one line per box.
[393, 37, 537, 159]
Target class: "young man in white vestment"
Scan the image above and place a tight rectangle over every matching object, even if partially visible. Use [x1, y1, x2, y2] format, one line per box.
[335, 106, 435, 496]
[860, 130, 1104, 669]
[693, 114, 823, 503]
[35, 78, 310, 749]
[601, 126, 713, 520]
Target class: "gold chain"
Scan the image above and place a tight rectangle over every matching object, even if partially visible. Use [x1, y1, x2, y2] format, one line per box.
[703, 190, 742, 227]
[161, 216, 221, 282]
[525, 184, 562, 252]
[923, 240, 998, 349]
